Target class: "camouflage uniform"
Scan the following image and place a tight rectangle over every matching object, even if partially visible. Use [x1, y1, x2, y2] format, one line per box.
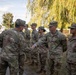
[37, 26, 48, 73]
[34, 21, 67, 75]
[18, 32, 26, 75]
[30, 23, 38, 64]
[0, 19, 26, 75]
[24, 28, 30, 47]
[0, 29, 25, 75]
[23, 28, 30, 61]
[31, 28, 38, 44]
[15, 19, 26, 75]
[67, 23, 76, 75]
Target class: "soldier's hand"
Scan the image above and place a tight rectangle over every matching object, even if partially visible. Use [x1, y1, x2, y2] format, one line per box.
[31, 44, 37, 49]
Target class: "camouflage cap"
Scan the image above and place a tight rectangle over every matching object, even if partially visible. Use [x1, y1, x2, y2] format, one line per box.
[15, 19, 26, 26]
[31, 23, 37, 27]
[49, 21, 58, 27]
[38, 26, 46, 32]
[68, 23, 76, 29]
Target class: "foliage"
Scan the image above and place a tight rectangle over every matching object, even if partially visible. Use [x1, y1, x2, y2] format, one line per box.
[27, 0, 76, 31]
[2, 12, 14, 28]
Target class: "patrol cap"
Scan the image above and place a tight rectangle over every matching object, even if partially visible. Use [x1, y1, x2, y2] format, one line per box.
[15, 19, 26, 27]
[49, 21, 58, 27]
[31, 23, 37, 27]
[68, 23, 76, 29]
[38, 26, 46, 32]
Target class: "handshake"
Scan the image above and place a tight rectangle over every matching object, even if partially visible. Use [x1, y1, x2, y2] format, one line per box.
[24, 44, 37, 52]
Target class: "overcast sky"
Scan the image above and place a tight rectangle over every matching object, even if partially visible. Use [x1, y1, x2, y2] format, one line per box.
[0, 0, 31, 24]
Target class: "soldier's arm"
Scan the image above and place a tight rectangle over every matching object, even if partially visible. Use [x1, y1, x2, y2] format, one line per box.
[72, 42, 76, 52]
[60, 34, 67, 52]
[18, 33, 31, 53]
[31, 34, 47, 49]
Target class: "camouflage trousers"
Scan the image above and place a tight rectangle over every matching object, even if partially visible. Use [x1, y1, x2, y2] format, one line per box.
[37, 52, 47, 72]
[67, 62, 76, 75]
[0, 56, 18, 75]
[30, 47, 38, 65]
[46, 55, 62, 75]
[24, 42, 31, 62]
[25, 48, 31, 62]
[18, 54, 25, 75]
[37, 46, 47, 72]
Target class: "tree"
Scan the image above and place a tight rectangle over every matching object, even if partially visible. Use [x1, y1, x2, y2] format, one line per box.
[27, 0, 76, 30]
[2, 12, 14, 28]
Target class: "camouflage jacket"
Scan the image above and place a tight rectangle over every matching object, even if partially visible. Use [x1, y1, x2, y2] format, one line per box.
[31, 29, 38, 44]
[38, 33, 48, 53]
[36, 30, 67, 56]
[0, 28, 25, 59]
[24, 29, 30, 40]
[67, 35, 76, 63]
[38, 33, 45, 39]
[38, 33, 48, 47]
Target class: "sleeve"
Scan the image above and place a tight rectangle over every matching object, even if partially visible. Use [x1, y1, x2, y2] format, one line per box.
[35, 34, 47, 46]
[18, 33, 29, 53]
[60, 34, 67, 52]
[16, 33, 24, 50]
[73, 42, 76, 52]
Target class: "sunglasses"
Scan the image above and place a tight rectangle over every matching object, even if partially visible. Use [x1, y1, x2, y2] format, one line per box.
[49, 26, 53, 28]
[70, 28, 75, 30]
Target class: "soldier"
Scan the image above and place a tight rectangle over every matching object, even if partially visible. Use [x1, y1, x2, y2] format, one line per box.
[67, 23, 76, 75]
[0, 19, 26, 75]
[30, 23, 38, 44]
[23, 24, 30, 62]
[16, 20, 27, 75]
[24, 24, 30, 46]
[37, 26, 47, 73]
[31, 21, 67, 75]
[30, 23, 38, 65]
